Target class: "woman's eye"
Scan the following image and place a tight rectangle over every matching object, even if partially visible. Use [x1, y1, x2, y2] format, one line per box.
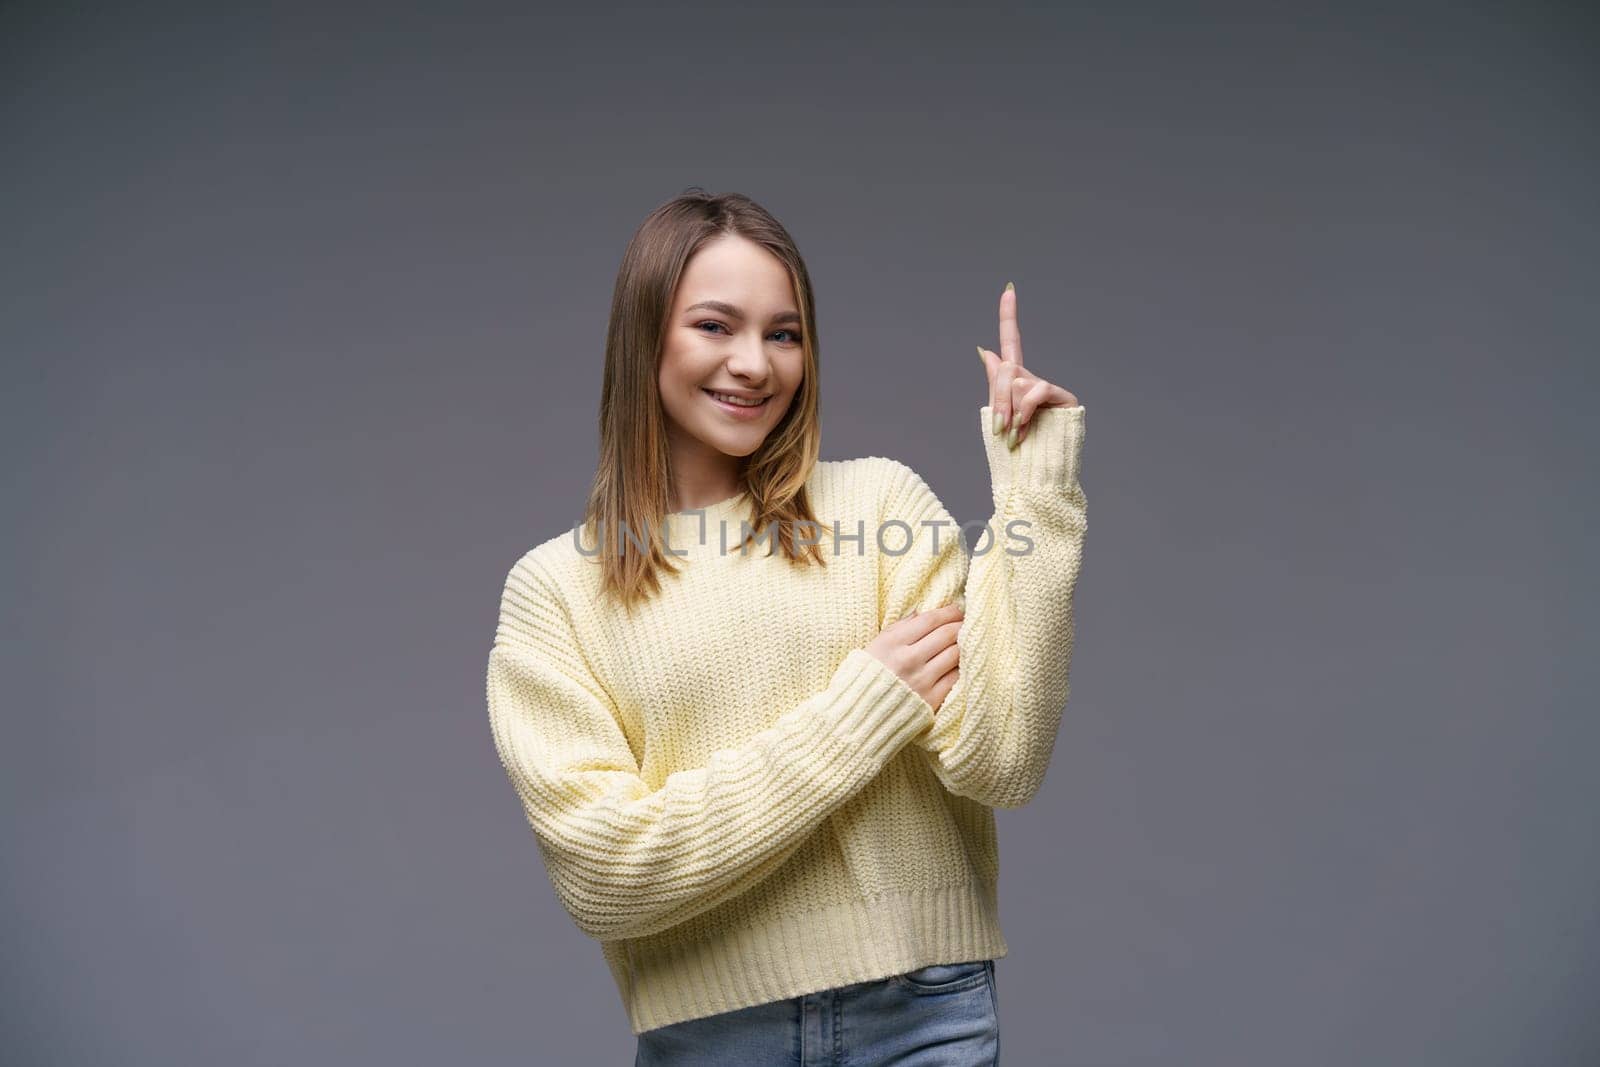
[696, 322, 801, 344]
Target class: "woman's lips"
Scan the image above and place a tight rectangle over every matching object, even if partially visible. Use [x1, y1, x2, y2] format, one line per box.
[703, 388, 771, 420]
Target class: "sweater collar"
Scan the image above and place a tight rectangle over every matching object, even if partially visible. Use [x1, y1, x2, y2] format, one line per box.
[662, 490, 753, 556]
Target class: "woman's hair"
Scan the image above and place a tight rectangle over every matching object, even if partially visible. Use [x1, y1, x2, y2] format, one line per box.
[581, 188, 830, 614]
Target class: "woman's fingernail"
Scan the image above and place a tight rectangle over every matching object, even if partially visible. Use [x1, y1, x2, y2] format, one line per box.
[992, 409, 1004, 435]
[976, 345, 986, 364]
[1005, 281, 1015, 292]
[1007, 422, 1019, 449]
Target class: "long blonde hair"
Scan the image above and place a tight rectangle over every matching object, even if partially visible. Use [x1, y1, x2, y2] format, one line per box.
[581, 189, 829, 614]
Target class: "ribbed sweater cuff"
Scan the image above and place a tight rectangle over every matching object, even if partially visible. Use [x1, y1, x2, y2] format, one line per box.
[981, 403, 1085, 491]
[825, 649, 936, 766]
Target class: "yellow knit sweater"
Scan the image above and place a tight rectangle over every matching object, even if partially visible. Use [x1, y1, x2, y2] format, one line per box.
[485, 403, 1087, 1035]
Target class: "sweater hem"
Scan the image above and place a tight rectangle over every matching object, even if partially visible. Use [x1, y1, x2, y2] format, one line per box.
[603, 876, 1009, 1035]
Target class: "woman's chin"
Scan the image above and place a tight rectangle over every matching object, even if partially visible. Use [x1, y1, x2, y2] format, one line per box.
[693, 425, 767, 458]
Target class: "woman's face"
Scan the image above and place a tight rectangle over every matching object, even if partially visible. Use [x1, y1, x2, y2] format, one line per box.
[658, 233, 805, 461]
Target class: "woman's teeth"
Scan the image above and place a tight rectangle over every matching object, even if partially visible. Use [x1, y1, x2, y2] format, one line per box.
[705, 390, 768, 408]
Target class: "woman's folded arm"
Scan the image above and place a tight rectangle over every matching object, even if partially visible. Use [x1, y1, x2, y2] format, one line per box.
[486, 555, 935, 942]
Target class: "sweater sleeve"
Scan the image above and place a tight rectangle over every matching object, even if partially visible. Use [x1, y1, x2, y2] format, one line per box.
[877, 403, 1087, 809]
[485, 554, 937, 942]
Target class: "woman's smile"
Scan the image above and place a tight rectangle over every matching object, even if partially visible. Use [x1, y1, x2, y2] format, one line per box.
[702, 388, 772, 418]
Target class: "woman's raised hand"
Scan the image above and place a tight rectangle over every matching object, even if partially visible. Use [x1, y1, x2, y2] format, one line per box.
[865, 602, 964, 711]
[975, 281, 1081, 449]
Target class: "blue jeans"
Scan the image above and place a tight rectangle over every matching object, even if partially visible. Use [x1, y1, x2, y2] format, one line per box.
[634, 958, 1000, 1066]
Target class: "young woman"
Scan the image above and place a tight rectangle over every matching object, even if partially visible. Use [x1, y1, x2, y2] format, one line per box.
[485, 189, 1087, 1064]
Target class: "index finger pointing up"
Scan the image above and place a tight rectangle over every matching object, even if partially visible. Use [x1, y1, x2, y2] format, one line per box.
[999, 281, 1024, 366]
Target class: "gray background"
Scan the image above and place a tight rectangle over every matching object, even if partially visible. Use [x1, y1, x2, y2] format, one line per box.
[4, 1, 1595, 1064]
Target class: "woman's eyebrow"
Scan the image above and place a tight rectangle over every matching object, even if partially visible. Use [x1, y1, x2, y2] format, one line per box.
[684, 300, 801, 326]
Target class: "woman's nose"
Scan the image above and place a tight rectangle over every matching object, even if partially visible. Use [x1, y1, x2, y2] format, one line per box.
[724, 337, 772, 380]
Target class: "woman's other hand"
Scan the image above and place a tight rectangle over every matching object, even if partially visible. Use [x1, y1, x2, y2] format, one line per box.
[976, 281, 1081, 449]
[865, 602, 964, 711]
